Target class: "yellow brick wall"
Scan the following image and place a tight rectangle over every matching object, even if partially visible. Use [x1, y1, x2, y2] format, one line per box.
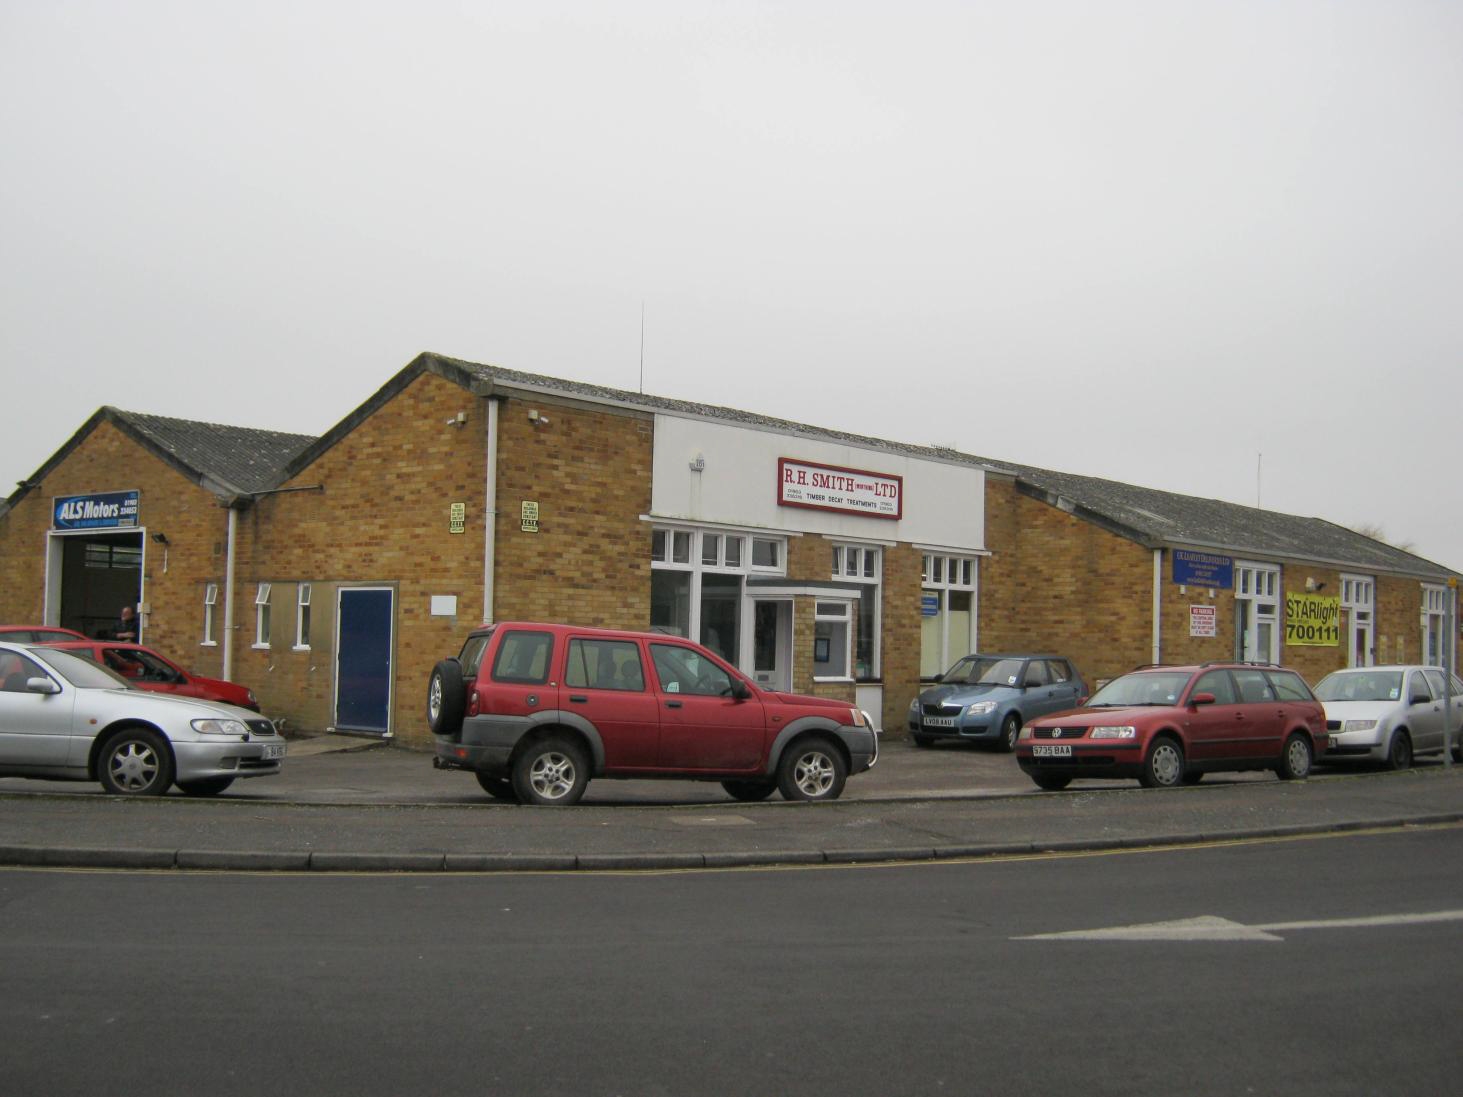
[239, 372, 492, 744]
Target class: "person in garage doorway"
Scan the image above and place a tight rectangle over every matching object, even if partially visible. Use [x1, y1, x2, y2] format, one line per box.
[115, 605, 138, 642]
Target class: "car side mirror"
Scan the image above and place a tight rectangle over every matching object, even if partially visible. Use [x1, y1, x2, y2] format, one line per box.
[1190, 692, 1217, 707]
[730, 678, 752, 701]
[930, 673, 944, 684]
[26, 677, 59, 695]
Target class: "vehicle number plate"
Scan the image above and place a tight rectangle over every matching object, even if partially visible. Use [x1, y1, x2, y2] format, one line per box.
[1031, 743, 1072, 757]
[262, 743, 286, 760]
[923, 716, 956, 728]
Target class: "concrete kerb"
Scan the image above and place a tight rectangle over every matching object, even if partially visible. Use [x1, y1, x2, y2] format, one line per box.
[5, 811, 1461, 873]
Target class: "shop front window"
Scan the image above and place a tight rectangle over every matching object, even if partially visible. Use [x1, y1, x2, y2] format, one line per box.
[920, 553, 977, 678]
[814, 600, 852, 679]
[650, 526, 785, 660]
[831, 544, 881, 679]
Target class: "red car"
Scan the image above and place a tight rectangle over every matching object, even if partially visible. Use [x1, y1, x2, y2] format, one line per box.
[0, 625, 87, 643]
[1016, 662, 1327, 791]
[428, 621, 879, 805]
[45, 641, 261, 712]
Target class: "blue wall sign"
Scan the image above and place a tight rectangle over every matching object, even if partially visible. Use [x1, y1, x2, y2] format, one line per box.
[921, 594, 940, 617]
[1172, 549, 1233, 589]
[53, 490, 139, 531]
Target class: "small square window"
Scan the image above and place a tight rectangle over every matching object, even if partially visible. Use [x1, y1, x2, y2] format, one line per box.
[702, 534, 721, 567]
[724, 537, 742, 568]
[752, 538, 779, 569]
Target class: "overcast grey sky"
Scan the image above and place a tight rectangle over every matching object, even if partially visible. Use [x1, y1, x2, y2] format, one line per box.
[3, 1, 1460, 566]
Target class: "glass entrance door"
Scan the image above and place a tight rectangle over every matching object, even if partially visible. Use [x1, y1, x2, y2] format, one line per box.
[751, 600, 791, 692]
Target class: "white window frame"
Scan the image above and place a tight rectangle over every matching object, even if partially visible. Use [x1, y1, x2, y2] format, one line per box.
[253, 582, 272, 649]
[831, 542, 882, 679]
[1340, 573, 1374, 667]
[1423, 583, 1447, 668]
[202, 582, 219, 647]
[920, 552, 979, 678]
[1234, 561, 1280, 663]
[294, 582, 313, 651]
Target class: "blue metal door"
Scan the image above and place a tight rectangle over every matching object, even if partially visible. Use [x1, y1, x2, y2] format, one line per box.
[335, 587, 394, 735]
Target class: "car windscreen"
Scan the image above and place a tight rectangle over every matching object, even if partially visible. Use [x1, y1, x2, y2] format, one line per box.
[1313, 671, 1403, 703]
[1086, 671, 1192, 707]
[943, 656, 1025, 687]
[30, 646, 133, 689]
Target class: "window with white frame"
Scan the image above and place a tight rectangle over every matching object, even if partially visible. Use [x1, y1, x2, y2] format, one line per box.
[650, 527, 785, 662]
[202, 582, 218, 646]
[1234, 562, 1279, 663]
[295, 583, 312, 650]
[831, 543, 881, 679]
[814, 600, 854, 679]
[1340, 574, 1374, 667]
[254, 582, 272, 648]
[1423, 584, 1447, 668]
[920, 553, 977, 678]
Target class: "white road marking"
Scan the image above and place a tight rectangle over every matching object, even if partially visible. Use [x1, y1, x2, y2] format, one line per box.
[1016, 909, 1463, 942]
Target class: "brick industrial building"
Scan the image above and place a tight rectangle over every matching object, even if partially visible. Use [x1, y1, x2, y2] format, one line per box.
[1, 352, 1456, 747]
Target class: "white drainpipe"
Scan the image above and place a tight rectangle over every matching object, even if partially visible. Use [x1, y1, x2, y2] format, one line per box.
[1152, 548, 1163, 665]
[222, 505, 238, 681]
[483, 397, 499, 624]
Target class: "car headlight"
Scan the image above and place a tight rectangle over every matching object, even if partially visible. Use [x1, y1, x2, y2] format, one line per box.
[966, 701, 998, 716]
[1018, 726, 1033, 740]
[908, 697, 920, 713]
[246, 690, 258, 704]
[1090, 726, 1138, 739]
[1341, 720, 1377, 732]
[191, 718, 250, 736]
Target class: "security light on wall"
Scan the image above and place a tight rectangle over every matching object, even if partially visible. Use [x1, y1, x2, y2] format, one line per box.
[150, 532, 169, 545]
[528, 409, 550, 425]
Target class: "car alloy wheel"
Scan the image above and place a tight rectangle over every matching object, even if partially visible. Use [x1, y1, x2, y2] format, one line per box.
[777, 737, 847, 802]
[98, 729, 174, 796]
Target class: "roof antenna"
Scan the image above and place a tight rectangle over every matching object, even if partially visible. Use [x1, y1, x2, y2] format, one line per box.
[639, 301, 645, 394]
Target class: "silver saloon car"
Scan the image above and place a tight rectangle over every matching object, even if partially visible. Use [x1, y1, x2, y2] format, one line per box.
[0, 641, 285, 796]
[1314, 665, 1463, 770]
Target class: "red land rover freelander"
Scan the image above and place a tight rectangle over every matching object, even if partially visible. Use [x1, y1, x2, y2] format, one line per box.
[428, 622, 878, 805]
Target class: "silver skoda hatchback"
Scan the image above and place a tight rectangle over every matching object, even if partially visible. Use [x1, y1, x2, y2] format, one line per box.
[0, 641, 285, 796]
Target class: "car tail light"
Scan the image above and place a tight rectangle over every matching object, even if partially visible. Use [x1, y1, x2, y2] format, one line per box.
[468, 691, 480, 717]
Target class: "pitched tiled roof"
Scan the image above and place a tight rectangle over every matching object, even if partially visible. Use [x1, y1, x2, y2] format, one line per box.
[113, 409, 316, 494]
[997, 461, 1454, 578]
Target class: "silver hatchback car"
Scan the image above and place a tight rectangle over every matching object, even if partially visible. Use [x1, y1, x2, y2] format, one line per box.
[1314, 665, 1463, 770]
[0, 641, 285, 796]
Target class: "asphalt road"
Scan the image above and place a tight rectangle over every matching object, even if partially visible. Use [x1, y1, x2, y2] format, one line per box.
[4, 825, 1461, 1097]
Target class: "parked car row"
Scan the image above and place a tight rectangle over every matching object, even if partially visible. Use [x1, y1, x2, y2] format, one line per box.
[910, 651, 1463, 792]
[4, 618, 1461, 805]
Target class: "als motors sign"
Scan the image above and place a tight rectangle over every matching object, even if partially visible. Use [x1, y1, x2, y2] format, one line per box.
[53, 490, 139, 531]
[778, 458, 902, 520]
